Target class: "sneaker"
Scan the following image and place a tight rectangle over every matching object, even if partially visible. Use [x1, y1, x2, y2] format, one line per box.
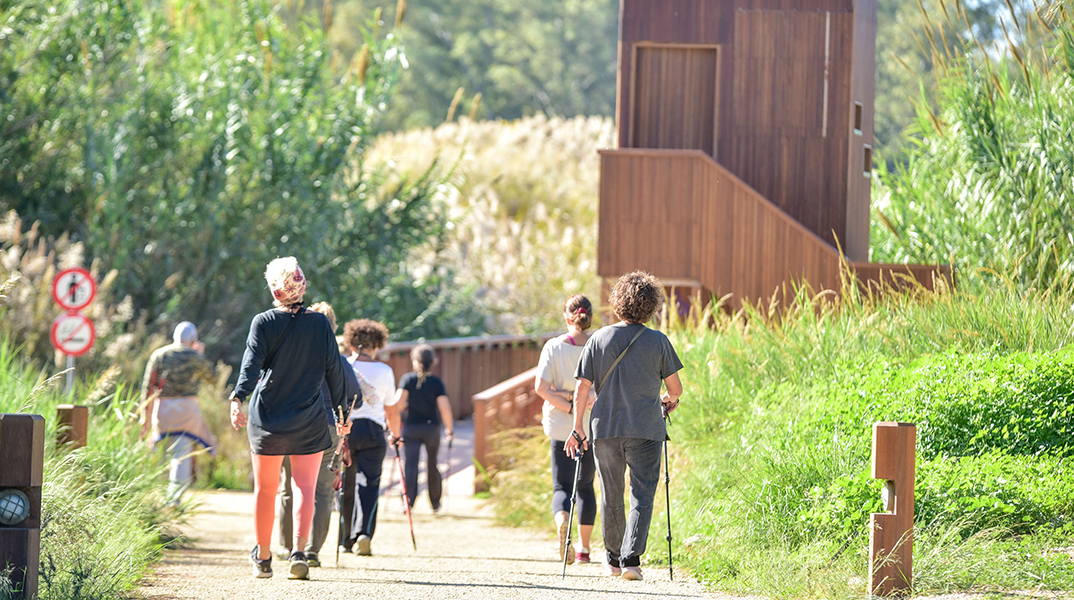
[576, 549, 591, 564]
[622, 566, 643, 581]
[249, 546, 272, 579]
[604, 561, 622, 577]
[288, 550, 309, 580]
[305, 552, 320, 568]
[357, 535, 372, 556]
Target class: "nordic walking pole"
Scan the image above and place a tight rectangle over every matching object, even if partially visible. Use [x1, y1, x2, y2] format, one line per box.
[337, 500, 344, 566]
[393, 441, 418, 551]
[561, 449, 583, 579]
[663, 404, 674, 581]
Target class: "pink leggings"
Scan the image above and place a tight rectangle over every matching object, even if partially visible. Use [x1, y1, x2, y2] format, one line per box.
[252, 452, 323, 551]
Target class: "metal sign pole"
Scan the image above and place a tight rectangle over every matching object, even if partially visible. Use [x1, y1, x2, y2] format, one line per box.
[65, 354, 75, 398]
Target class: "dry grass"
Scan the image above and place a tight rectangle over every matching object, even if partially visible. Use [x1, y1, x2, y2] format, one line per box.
[367, 115, 614, 333]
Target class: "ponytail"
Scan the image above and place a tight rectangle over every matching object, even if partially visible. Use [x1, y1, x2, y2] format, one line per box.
[564, 294, 593, 331]
[410, 344, 435, 389]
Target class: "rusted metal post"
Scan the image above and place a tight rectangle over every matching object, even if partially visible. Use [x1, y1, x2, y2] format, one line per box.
[56, 404, 88, 449]
[0, 414, 45, 599]
[869, 422, 915, 596]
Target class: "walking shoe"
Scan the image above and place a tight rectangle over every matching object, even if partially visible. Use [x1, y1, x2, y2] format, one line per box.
[305, 552, 320, 568]
[249, 546, 272, 579]
[604, 561, 622, 577]
[576, 549, 591, 564]
[357, 534, 372, 556]
[288, 550, 309, 580]
[622, 566, 643, 581]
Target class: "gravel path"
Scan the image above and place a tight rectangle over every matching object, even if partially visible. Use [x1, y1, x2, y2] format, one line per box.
[138, 422, 738, 600]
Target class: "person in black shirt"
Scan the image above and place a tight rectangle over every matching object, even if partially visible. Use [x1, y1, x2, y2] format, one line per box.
[229, 257, 352, 580]
[393, 344, 454, 512]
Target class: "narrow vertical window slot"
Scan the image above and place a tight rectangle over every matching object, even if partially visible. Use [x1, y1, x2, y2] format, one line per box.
[863, 145, 873, 178]
[854, 102, 863, 135]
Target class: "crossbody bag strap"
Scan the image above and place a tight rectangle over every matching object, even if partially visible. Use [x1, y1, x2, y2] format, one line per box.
[262, 308, 303, 373]
[596, 327, 646, 396]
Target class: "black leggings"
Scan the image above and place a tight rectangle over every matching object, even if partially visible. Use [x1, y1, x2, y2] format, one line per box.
[402, 421, 442, 510]
[551, 439, 596, 525]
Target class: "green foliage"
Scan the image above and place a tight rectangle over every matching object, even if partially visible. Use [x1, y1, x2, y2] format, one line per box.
[893, 352, 1074, 458]
[322, 0, 619, 130]
[0, 338, 183, 599]
[662, 272, 1074, 595]
[873, 0, 1007, 159]
[872, 4, 1074, 285]
[0, 0, 485, 364]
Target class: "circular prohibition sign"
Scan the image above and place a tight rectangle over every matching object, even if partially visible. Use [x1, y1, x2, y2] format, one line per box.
[51, 267, 97, 312]
[50, 312, 96, 357]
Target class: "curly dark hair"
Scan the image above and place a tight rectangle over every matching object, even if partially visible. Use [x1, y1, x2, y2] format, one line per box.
[343, 319, 389, 352]
[609, 271, 665, 324]
[564, 294, 593, 330]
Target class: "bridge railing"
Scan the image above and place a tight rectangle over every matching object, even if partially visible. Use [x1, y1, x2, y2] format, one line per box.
[471, 367, 543, 492]
[364, 333, 554, 420]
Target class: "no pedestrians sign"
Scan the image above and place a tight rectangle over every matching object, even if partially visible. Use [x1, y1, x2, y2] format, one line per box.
[51, 267, 96, 311]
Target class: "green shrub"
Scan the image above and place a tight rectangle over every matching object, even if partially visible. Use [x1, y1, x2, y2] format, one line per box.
[0, 338, 180, 599]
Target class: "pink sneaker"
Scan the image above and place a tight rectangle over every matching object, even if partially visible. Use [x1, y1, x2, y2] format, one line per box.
[604, 561, 622, 577]
[576, 550, 591, 564]
[622, 566, 643, 581]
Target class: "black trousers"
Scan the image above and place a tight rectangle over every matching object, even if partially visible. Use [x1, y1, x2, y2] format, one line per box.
[340, 419, 387, 545]
[402, 421, 442, 510]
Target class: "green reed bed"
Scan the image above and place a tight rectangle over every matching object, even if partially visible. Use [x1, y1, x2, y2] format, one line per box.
[666, 274, 1074, 597]
[0, 338, 183, 600]
[484, 274, 1074, 597]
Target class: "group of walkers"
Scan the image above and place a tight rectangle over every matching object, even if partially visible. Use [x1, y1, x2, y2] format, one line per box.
[142, 258, 682, 584]
[143, 257, 453, 580]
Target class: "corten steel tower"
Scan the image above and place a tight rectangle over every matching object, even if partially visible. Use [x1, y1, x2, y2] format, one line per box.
[598, 0, 945, 310]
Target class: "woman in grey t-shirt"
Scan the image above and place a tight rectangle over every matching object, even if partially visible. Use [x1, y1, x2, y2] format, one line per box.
[565, 271, 683, 581]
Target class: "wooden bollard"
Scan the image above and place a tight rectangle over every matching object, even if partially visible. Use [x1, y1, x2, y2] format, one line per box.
[0, 414, 45, 599]
[869, 422, 915, 596]
[56, 404, 88, 449]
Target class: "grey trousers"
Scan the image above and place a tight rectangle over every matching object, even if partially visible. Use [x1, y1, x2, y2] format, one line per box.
[278, 430, 338, 554]
[593, 437, 663, 568]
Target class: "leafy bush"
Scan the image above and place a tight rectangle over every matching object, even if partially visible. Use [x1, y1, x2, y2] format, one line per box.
[1, 0, 485, 364]
[872, 4, 1074, 286]
[0, 339, 181, 599]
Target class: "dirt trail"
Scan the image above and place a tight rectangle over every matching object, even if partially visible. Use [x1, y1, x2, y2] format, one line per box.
[138, 422, 732, 600]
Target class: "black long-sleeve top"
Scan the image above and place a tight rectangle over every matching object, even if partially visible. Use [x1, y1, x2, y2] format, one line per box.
[233, 308, 346, 455]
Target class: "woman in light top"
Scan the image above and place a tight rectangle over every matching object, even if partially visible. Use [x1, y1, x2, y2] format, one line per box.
[395, 344, 454, 512]
[535, 294, 597, 564]
[340, 319, 401, 557]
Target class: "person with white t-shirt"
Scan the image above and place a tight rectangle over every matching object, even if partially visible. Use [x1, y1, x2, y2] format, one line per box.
[339, 319, 401, 557]
[534, 294, 597, 565]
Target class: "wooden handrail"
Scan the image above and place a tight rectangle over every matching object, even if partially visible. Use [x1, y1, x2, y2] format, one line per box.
[376, 333, 557, 357]
[471, 366, 543, 493]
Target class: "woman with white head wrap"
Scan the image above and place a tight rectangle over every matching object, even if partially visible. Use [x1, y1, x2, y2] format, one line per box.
[229, 257, 354, 580]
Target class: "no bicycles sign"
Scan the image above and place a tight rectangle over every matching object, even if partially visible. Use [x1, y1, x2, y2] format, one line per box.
[50, 312, 96, 357]
[51, 267, 96, 311]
